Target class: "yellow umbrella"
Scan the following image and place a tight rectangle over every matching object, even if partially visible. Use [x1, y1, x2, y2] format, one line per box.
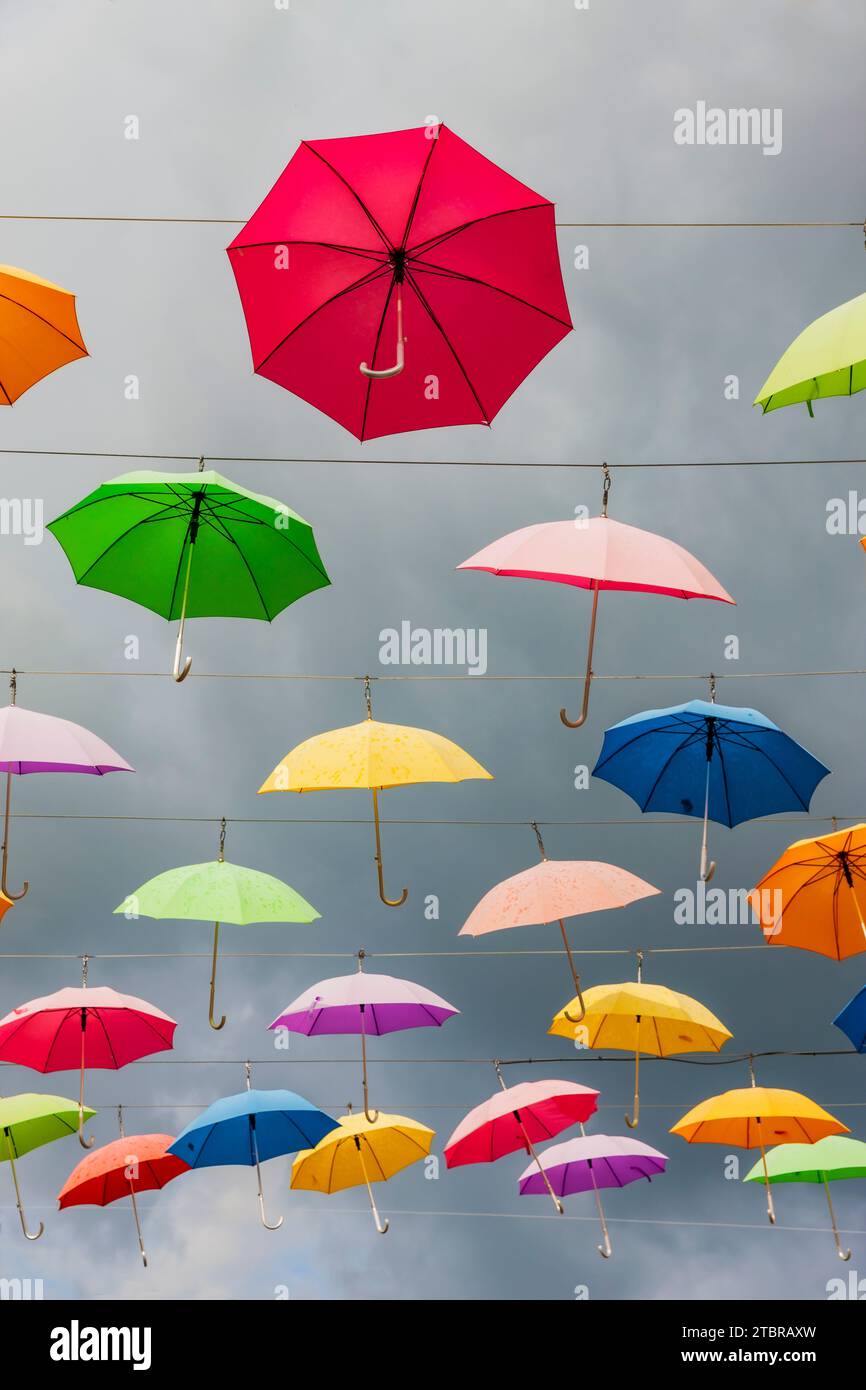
[259, 677, 492, 906]
[671, 1056, 849, 1223]
[549, 951, 732, 1128]
[755, 290, 866, 416]
[0, 265, 88, 404]
[291, 1108, 435, 1234]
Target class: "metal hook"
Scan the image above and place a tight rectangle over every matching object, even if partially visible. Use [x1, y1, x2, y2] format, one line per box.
[371, 789, 408, 907]
[560, 585, 600, 728]
[360, 281, 405, 379]
[530, 821, 547, 861]
[208, 922, 226, 1030]
[601, 461, 611, 518]
[1, 769, 29, 901]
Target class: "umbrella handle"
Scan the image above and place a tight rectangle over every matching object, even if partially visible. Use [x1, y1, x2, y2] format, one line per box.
[358, 1145, 389, 1235]
[824, 1178, 852, 1261]
[359, 1014, 379, 1124]
[372, 790, 408, 907]
[129, 1183, 148, 1268]
[360, 283, 405, 379]
[624, 1044, 640, 1129]
[172, 540, 194, 682]
[1, 773, 28, 901]
[209, 922, 226, 1030]
[518, 1120, 564, 1215]
[588, 1166, 612, 1258]
[78, 1044, 95, 1149]
[560, 921, 587, 1023]
[560, 586, 599, 728]
[5, 1140, 43, 1241]
[699, 759, 716, 882]
[251, 1121, 283, 1231]
[758, 1138, 776, 1224]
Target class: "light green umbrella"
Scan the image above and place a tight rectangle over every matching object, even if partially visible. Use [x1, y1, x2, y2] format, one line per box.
[744, 1134, 866, 1260]
[0, 1092, 96, 1240]
[116, 818, 319, 1030]
[755, 290, 866, 416]
[47, 463, 330, 681]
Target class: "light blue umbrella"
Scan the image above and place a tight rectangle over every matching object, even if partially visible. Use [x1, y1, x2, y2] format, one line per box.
[168, 1063, 338, 1229]
[593, 686, 830, 882]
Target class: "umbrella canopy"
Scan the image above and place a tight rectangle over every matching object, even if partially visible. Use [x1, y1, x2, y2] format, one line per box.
[458, 467, 733, 726]
[834, 983, 866, 1052]
[259, 677, 491, 906]
[750, 824, 866, 960]
[744, 1135, 866, 1261]
[227, 123, 572, 441]
[116, 820, 319, 1029]
[0, 264, 87, 404]
[755, 290, 866, 416]
[291, 1109, 434, 1234]
[0, 674, 133, 902]
[169, 1070, 339, 1231]
[269, 955, 458, 1121]
[0, 1092, 95, 1240]
[517, 1132, 668, 1258]
[593, 695, 829, 880]
[48, 469, 330, 681]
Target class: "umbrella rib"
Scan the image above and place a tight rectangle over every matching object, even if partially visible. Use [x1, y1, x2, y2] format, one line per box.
[91, 1009, 121, 1070]
[42, 1009, 77, 1071]
[407, 201, 551, 259]
[201, 484, 330, 589]
[713, 732, 735, 829]
[0, 290, 86, 354]
[713, 729, 822, 811]
[404, 268, 491, 423]
[299, 142, 394, 252]
[253, 261, 391, 376]
[229, 238, 388, 263]
[190, 508, 276, 620]
[400, 131, 440, 252]
[409, 258, 573, 329]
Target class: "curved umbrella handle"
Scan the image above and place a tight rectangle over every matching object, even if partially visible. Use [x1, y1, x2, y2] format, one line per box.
[360, 284, 405, 380]
[624, 1044, 640, 1129]
[560, 587, 600, 729]
[2, 774, 29, 901]
[372, 790, 408, 907]
[78, 1045, 95, 1149]
[172, 535, 195, 682]
[758, 1139, 776, 1224]
[699, 758, 716, 882]
[6, 1146, 43, 1241]
[589, 1166, 612, 1258]
[359, 1010, 379, 1124]
[209, 922, 226, 1030]
[357, 1144, 389, 1235]
[251, 1120, 283, 1231]
[129, 1184, 148, 1267]
[824, 1178, 851, 1260]
[560, 922, 586, 1023]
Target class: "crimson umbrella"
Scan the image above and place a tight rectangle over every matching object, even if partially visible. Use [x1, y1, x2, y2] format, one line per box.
[227, 123, 572, 441]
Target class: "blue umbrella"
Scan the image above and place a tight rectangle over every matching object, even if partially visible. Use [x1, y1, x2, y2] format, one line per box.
[593, 690, 830, 882]
[168, 1063, 338, 1228]
[833, 985, 866, 1053]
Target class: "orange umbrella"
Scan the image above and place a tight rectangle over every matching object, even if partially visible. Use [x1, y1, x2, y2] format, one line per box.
[0, 265, 87, 404]
[671, 1056, 849, 1223]
[750, 823, 866, 959]
[460, 822, 659, 1015]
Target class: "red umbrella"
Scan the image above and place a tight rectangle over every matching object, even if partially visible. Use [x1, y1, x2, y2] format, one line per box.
[227, 123, 572, 441]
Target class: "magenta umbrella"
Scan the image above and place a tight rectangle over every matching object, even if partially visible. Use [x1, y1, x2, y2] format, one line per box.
[268, 950, 458, 1121]
[518, 1131, 668, 1257]
[0, 958, 176, 1147]
[0, 671, 132, 902]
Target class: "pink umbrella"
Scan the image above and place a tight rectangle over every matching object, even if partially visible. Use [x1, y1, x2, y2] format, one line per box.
[444, 1064, 599, 1213]
[269, 950, 458, 1121]
[460, 822, 659, 1020]
[0, 671, 132, 902]
[457, 465, 734, 727]
[0, 958, 176, 1147]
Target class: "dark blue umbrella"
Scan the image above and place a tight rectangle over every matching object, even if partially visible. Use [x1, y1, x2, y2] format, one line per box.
[833, 985, 866, 1053]
[593, 695, 830, 881]
[168, 1064, 338, 1228]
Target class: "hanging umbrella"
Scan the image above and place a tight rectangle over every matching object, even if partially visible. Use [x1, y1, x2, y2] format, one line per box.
[291, 1107, 434, 1234]
[549, 951, 732, 1128]
[443, 1062, 599, 1213]
[755, 291, 866, 416]
[671, 1057, 849, 1224]
[0, 264, 87, 405]
[458, 466, 733, 727]
[227, 123, 572, 442]
[59, 1108, 189, 1267]
[0, 670, 132, 902]
[834, 983, 866, 1052]
[259, 677, 491, 906]
[750, 823, 866, 959]
[518, 1129, 668, 1258]
[0, 1092, 95, 1240]
[0, 958, 176, 1148]
[744, 1135, 866, 1261]
[168, 1063, 338, 1230]
[115, 817, 319, 1029]
[593, 682, 829, 881]
[47, 465, 330, 681]
[460, 819, 659, 1015]
[269, 950, 458, 1122]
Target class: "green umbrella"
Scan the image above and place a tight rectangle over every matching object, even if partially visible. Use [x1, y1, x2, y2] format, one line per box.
[744, 1134, 866, 1260]
[116, 818, 319, 1030]
[47, 464, 330, 681]
[0, 1092, 96, 1240]
[755, 290, 866, 416]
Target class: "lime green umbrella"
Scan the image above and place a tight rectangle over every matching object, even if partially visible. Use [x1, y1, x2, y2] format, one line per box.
[755, 291, 866, 416]
[116, 819, 319, 1029]
[744, 1134, 866, 1260]
[0, 1092, 96, 1240]
[47, 464, 330, 681]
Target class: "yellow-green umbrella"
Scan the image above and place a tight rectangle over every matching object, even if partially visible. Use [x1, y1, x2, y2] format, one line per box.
[755, 290, 866, 416]
[744, 1135, 866, 1261]
[0, 1092, 96, 1240]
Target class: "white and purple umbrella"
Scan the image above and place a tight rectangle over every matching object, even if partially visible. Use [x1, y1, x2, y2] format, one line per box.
[269, 951, 459, 1121]
[0, 672, 133, 902]
[518, 1131, 668, 1258]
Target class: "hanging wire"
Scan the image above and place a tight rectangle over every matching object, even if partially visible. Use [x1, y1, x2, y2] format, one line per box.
[0, 214, 860, 228]
[0, 666, 863, 684]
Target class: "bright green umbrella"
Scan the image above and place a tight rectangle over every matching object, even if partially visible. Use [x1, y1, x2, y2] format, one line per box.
[744, 1134, 866, 1260]
[47, 465, 330, 681]
[755, 290, 866, 416]
[0, 1092, 96, 1240]
[116, 819, 319, 1030]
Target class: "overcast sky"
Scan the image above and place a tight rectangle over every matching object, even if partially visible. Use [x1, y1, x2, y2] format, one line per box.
[1, 0, 866, 1301]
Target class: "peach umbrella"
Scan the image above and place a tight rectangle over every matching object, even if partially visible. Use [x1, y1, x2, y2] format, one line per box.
[749, 822, 866, 959]
[457, 464, 734, 727]
[460, 821, 659, 1017]
[0, 265, 87, 405]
